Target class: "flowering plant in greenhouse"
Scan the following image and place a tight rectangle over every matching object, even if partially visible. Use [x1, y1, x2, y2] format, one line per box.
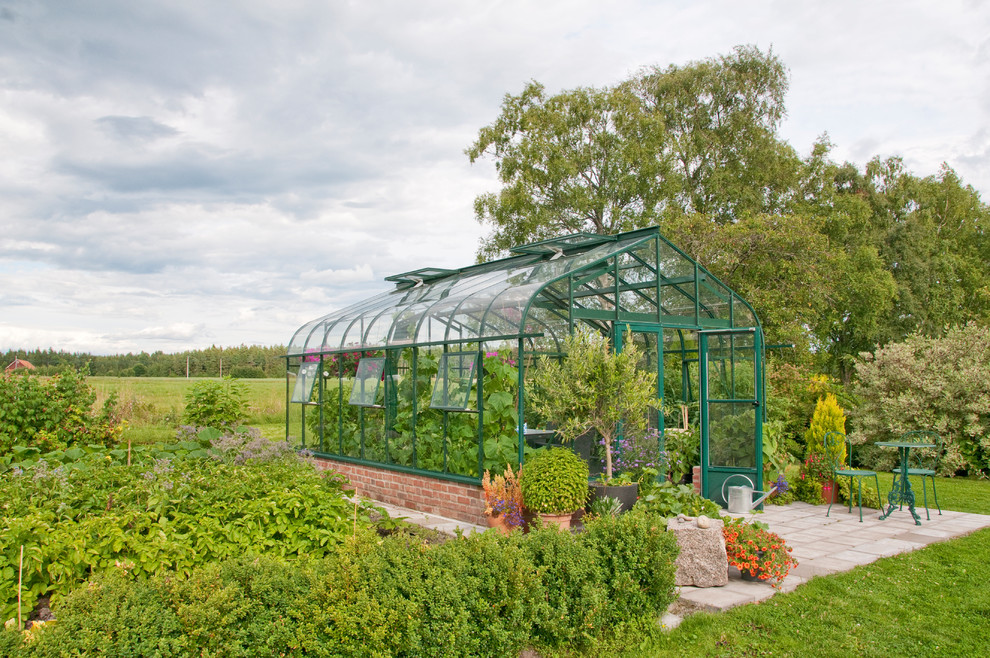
[722, 520, 797, 587]
[612, 428, 668, 481]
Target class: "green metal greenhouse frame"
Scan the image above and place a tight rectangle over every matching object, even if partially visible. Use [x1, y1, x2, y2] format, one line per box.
[285, 227, 766, 506]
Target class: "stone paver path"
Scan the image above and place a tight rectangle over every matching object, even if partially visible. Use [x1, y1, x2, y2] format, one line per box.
[668, 501, 990, 627]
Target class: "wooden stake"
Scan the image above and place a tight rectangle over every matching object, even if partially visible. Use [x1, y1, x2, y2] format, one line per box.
[353, 501, 358, 538]
[18, 545, 23, 630]
[127, 436, 132, 467]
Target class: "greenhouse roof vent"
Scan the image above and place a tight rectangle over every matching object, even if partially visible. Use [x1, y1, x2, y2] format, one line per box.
[509, 232, 616, 258]
[385, 267, 458, 289]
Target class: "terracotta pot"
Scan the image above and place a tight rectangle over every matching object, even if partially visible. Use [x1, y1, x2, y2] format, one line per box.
[821, 481, 841, 504]
[485, 514, 511, 535]
[539, 512, 574, 530]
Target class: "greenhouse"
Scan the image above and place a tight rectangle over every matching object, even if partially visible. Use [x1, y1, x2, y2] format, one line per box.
[285, 226, 766, 507]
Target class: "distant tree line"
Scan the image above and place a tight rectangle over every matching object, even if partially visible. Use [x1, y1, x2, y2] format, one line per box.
[1, 344, 287, 378]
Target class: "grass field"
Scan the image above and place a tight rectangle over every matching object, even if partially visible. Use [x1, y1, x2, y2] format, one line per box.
[90, 376, 291, 444]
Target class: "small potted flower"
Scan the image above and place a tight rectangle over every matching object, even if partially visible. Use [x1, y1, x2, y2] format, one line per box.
[481, 464, 524, 534]
[802, 452, 838, 503]
[722, 519, 798, 588]
[519, 447, 589, 530]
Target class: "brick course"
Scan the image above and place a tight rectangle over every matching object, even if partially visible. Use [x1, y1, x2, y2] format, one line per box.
[312, 457, 487, 526]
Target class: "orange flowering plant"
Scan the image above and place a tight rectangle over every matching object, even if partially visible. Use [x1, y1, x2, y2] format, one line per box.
[722, 519, 797, 587]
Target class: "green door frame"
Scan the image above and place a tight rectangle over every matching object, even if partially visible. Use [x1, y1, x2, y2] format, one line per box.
[699, 328, 764, 508]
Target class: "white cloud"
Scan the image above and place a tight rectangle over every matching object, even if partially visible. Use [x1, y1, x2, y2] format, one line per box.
[0, 0, 987, 355]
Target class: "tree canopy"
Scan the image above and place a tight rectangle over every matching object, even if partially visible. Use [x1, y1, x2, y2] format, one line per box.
[468, 45, 990, 377]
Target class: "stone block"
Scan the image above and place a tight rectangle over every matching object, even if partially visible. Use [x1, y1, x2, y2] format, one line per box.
[667, 515, 729, 588]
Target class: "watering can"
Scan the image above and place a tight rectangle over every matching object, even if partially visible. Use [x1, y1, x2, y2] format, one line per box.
[721, 474, 777, 514]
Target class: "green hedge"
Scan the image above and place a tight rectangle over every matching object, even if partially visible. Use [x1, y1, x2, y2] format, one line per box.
[3, 511, 679, 657]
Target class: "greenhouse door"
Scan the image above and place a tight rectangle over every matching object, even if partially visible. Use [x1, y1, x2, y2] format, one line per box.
[699, 329, 763, 508]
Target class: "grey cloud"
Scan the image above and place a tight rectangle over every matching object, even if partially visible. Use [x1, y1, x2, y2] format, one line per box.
[97, 116, 178, 142]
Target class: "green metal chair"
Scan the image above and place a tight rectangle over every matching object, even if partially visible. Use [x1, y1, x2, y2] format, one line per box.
[893, 430, 943, 520]
[825, 431, 881, 522]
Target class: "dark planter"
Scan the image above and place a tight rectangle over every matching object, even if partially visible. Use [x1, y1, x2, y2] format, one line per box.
[588, 482, 639, 512]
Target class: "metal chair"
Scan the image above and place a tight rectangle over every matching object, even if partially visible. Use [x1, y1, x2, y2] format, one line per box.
[894, 430, 943, 520]
[825, 431, 881, 522]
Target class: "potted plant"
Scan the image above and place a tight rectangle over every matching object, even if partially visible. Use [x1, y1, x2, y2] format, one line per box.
[801, 452, 838, 503]
[529, 329, 660, 506]
[519, 447, 589, 529]
[481, 464, 524, 534]
[722, 519, 798, 588]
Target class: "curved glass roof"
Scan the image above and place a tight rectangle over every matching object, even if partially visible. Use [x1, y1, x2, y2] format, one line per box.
[288, 227, 761, 357]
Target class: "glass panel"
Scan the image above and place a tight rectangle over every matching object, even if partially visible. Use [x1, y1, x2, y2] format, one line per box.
[430, 352, 478, 410]
[388, 348, 416, 466]
[698, 276, 731, 322]
[349, 357, 386, 407]
[573, 265, 616, 313]
[731, 295, 756, 328]
[630, 331, 660, 430]
[290, 363, 320, 404]
[705, 332, 755, 400]
[617, 251, 657, 317]
[708, 402, 755, 468]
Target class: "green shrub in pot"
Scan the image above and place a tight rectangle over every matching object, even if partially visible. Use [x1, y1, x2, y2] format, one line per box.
[520, 447, 589, 515]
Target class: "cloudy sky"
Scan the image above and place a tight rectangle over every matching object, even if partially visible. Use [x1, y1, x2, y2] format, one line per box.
[1, 1, 987, 355]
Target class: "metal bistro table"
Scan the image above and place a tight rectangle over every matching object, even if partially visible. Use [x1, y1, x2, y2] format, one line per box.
[876, 440, 935, 525]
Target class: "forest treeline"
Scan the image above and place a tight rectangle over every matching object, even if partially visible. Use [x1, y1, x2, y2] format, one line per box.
[2, 344, 286, 378]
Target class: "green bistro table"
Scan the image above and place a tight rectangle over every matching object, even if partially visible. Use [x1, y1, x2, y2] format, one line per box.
[876, 441, 934, 525]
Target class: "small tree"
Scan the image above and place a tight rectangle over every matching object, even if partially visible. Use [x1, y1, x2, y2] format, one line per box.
[529, 329, 660, 481]
[804, 393, 847, 468]
[184, 377, 248, 429]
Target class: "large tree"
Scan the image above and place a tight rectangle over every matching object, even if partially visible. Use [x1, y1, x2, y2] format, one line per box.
[467, 45, 990, 376]
[467, 46, 801, 260]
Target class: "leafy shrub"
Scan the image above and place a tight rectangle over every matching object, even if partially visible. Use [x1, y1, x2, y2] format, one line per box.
[8, 507, 682, 656]
[183, 376, 248, 429]
[662, 425, 699, 484]
[853, 323, 990, 475]
[529, 330, 660, 481]
[0, 447, 364, 622]
[26, 567, 189, 657]
[515, 525, 607, 648]
[634, 475, 722, 518]
[579, 510, 679, 626]
[0, 369, 124, 455]
[520, 447, 589, 514]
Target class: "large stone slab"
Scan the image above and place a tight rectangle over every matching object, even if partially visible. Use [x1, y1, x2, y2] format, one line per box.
[667, 515, 728, 587]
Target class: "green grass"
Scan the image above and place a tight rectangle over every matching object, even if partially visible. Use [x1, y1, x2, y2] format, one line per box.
[632, 527, 990, 657]
[90, 376, 289, 443]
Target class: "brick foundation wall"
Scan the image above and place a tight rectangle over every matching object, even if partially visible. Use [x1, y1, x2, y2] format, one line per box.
[312, 457, 487, 526]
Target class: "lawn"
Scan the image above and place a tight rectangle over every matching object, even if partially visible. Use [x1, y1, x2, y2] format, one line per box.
[635, 526, 990, 656]
[627, 474, 990, 657]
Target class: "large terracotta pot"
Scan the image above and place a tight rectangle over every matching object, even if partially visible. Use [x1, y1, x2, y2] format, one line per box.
[539, 512, 574, 530]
